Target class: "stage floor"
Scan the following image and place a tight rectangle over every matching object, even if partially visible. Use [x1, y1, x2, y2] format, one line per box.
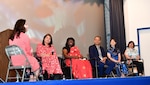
[0, 76, 150, 85]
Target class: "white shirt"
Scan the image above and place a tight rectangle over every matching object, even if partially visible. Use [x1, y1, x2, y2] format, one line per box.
[96, 45, 103, 60]
[125, 47, 139, 59]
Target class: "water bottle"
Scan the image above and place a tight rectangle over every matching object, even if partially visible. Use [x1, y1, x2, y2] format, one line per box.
[16, 73, 19, 82]
[63, 75, 65, 80]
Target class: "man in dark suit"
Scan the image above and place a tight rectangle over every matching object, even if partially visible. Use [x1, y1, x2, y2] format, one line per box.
[89, 36, 112, 77]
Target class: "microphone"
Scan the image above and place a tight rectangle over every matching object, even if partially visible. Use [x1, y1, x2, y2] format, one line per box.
[52, 50, 54, 55]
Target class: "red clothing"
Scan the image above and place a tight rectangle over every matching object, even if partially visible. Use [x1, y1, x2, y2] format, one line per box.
[36, 44, 63, 75]
[65, 46, 92, 79]
[9, 32, 39, 72]
[69, 46, 82, 58]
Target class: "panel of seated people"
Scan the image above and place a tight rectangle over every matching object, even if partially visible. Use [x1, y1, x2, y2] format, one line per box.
[5, 18, 144, 83]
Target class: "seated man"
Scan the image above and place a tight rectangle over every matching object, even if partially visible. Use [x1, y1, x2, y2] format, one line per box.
[89, 36, 107, 77]
[89, 36, 114, 77]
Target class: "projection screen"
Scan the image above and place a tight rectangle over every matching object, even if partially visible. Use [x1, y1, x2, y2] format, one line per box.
[0, 0, 105, 57]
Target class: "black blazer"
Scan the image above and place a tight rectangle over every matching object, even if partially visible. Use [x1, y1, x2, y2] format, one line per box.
[89, 44, 107, 67]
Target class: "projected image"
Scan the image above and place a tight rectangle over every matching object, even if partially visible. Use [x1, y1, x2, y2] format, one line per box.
[0, 0, 104, 56]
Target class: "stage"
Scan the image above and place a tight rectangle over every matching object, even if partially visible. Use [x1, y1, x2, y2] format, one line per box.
[0, 76, 150, 85]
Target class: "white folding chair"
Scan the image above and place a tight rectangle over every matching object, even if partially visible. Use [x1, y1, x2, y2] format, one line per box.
[5, 45, 31, 82]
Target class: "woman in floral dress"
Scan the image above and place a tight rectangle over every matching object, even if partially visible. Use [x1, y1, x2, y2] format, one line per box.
[36, 34, 63, 80]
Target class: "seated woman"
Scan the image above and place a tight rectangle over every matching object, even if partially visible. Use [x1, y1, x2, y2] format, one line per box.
[107, 38, 124, 77]
[36, 34, 63, 80]
[124, 41, 144, 76]
[62, 37, 92, 79]
[9, 19, 40, 81]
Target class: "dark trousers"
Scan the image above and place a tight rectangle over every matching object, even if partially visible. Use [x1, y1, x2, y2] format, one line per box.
[133, 61, 144, 74]
[98, 60, 115, 76]
[43, 70, 62, 80]
[98, 60, 122, 77]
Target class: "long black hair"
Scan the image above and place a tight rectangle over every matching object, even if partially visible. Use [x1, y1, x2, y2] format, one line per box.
[64, 37, 75, 53]
[42, 33, 53, 47]
[9, 19, 26, 40]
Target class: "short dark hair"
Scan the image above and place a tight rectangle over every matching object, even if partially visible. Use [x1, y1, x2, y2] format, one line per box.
[94, 36, 101, 40]
[127, 41, 135, 48]
[42, 34, 53, 47]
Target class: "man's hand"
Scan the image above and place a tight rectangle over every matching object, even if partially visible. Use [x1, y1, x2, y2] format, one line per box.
[100, 57, 107, 63]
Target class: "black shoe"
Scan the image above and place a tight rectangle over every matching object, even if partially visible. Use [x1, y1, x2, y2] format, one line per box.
[49, 74, 54, 80]
[53, 74, 62, 80]
[43, 70, 48, 80]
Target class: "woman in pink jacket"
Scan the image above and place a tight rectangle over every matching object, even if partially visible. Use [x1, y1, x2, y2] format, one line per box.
[9, 19, 40, 81]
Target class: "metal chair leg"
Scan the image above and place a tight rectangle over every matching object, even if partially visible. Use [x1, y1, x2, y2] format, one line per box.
[5, 63, 10, 82]
[21, 68, 26, 82]
[15, 70, 20, 82]
[70, 59, 73, 79]
[95, 61, 98, 78]
[110, 71, 115, 77]
[5, 69, 9, 82]
[0, 78, 4, 83]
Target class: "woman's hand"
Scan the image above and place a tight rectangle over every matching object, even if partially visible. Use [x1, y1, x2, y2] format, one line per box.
[79, 55, 83, 59]
[128, 57, 132, 60]
[115, 60, 121, 64]
[136, 56, 140, 60]
[40, 53, 45, 57]
[70, 56, 80, 59]
[40, 53, 51, 57]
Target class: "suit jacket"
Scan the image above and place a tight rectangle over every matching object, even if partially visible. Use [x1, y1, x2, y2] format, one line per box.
[89, 44, 107, 67]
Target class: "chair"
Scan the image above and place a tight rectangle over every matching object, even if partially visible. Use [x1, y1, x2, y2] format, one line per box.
[62, 58, 73, 79]
[122, 55, 138, 76]
[127, 60, 137, 76]
[104, 65, 116, 78]
[32, 52, 43, 80]
[0, 78, 4, 83]
[127, 59, 144, 76]
[89, 58, 99, 78]
[89, 58, 116, 78]
[5, 45, 31, 82]
[33, 52, 62, 80]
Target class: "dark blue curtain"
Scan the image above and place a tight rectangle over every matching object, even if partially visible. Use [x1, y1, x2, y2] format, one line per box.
[109, 0, 126, 54]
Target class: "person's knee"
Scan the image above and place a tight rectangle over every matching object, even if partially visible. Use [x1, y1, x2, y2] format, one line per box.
[107, 63, 115, 68]
[98, 63, 105, 67]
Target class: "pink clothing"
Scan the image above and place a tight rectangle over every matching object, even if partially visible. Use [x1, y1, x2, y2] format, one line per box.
[65, 46, 92, 79]
[36, 44, 63, 75]
[9, 32, 40, 72]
